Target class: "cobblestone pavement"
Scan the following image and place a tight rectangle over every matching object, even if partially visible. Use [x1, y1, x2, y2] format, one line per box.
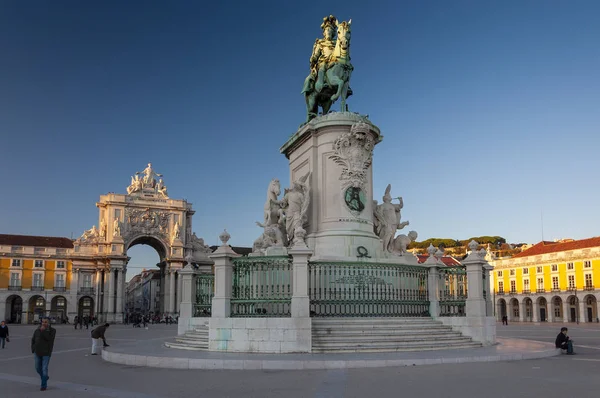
[0, 323, 598, 398]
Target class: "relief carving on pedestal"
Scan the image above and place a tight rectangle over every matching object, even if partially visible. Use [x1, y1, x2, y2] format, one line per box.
[329, 121, 374, 215]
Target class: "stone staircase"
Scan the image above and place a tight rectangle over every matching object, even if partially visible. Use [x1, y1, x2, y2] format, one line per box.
[312, 317, 481, 353]
[164, 324, 208, 351]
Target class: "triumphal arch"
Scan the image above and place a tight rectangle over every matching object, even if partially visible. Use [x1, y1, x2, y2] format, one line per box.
[70, 163, 212, 323]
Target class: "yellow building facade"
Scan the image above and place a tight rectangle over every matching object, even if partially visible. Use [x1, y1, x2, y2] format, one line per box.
[0, 235, 79, 324]
[490, 237, 600, 323]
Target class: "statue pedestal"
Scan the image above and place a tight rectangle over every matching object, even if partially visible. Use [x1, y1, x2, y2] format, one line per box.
[280, 112, 388, 262]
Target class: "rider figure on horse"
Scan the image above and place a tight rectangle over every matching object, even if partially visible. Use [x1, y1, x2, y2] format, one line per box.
[302, 16, 337, 110]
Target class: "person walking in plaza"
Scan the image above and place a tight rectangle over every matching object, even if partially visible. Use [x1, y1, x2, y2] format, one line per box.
[31, 317, 56, 391]
[555, 326, 575, 354]
[0, 320, 9, 349]
[91, 323, 110, 355]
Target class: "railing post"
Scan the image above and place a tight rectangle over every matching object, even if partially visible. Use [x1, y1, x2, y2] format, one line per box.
[289, 236, 313, 318]
[455, 240, 495, 345]
[463, 241, 487, 317]
[177, 254, 198, 335]
[423, 246, 440, 318]
[208, 230, 240, 318]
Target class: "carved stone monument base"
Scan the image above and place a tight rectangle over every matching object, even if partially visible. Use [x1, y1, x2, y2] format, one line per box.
[281, 112, 397, 262]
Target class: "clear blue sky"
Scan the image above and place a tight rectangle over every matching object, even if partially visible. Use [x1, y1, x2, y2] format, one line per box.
[1, 1, 599, 276]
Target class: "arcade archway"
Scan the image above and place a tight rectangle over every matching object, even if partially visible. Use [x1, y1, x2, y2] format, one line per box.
[5, 295, 22, 324]
[50, 296, 67, 323]
[28, 295, 46, 323]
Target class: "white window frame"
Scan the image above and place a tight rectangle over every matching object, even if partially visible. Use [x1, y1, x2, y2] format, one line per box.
[537, 277, 544, 290]
[523, 268, 529, 275]
[523, 279, 530, 290]
[509, 269, 515, 276]
[585, 273, 593, 287]
[497, 271, 503, 277]
[551, 264, 558, 272]
[11, 259, 22, 268]
[56, 260, 66, 269]
[584, 260, 592, 268]
[55, 273, 65, 288]
[34, 259, 44, 268]
[537, 266, 543, 273]
[510, 280, 516, 293]
[82, 273, 92, 288]
[568, 274, 575, 289]
[552, 276, 559, 289]
[10, 272, 21, 286]
[567, 262, 574, 270]
[498, 281, 504, 293]
[32, 272, 44, 287]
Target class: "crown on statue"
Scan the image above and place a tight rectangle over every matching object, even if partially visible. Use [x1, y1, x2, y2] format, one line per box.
[321, 15, 337, 31]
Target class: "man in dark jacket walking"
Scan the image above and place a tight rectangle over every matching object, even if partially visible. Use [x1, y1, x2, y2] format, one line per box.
[91, 323, 110, 355]
[31, 317, 56, 391]
[0, 320, 9, 348]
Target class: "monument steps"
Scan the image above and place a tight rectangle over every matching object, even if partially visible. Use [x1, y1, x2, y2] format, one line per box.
[312, 317, 481, 353]
[165, 325, 209, 351]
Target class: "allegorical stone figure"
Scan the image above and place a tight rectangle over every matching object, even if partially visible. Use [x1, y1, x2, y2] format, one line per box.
[373, 184, 409, 253]
[113, 218, 121, 237]
[137, 163, 162, 188]
[280, 172, 311, 245]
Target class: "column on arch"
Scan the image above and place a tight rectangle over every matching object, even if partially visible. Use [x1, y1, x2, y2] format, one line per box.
[168, 269, 176, 314]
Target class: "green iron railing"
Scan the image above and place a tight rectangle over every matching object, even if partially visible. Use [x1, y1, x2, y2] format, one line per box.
[308, 262, 430, 317]
[439, 266, 467, 317]
[231, 256, 292, 317]
[194, 273, 214, 317]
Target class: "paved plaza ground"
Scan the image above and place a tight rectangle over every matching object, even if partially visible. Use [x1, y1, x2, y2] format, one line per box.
[0, 322, 598, 398]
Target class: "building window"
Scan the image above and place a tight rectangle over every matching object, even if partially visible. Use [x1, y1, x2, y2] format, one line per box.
[552, 276, 559, 290]
[56, 297, 66, 307]
[11, 259, 21, 267]
[10, 273, 20, 286]
[537, 278, 544, 290]
[523, 268, 529, 275]
[34, 247, 46, 254]
[497, 271, 503, 277]
[33, 273, 44, 287]
[568, 275, 575, 289]
[524, 279, 530, 291]
[509, 269, 515, 276]
[585, 274, 593, 287]
[537, 266, 543, 273]
[55, 274, 65, 288]
[510, 280, 516, 293]
[114, 209, 122, 220]
[112, 245, 117, 252]
[498, 281, 504, 293]
[584, 260, 592, 268]
[567, 262, 574, 270]
[513, 306, 519, 317]
[34, 260, 44, 268]
[551, 264, 558, 272]
[82, 274, 92, 288]
[56, 261, 65, 269]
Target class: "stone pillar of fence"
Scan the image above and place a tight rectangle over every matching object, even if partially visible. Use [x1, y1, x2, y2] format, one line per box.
[460, 240, 496, 344]
[423, 245, 440, 318]
[177, 254, 198, 335]
[483, 263, 493, 317]
[209, 230, 240, 318]
[289, 233, 313, 318]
